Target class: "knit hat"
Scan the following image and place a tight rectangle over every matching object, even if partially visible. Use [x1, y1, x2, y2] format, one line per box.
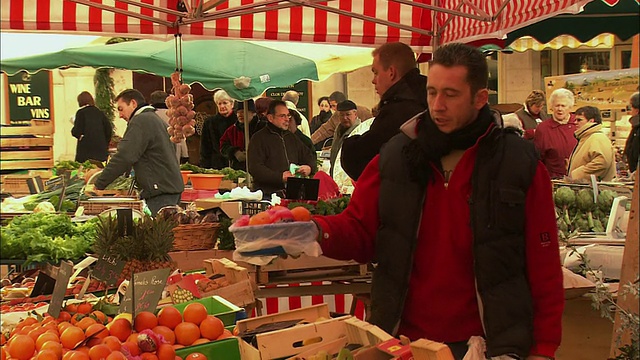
[337, 100, 357, 112]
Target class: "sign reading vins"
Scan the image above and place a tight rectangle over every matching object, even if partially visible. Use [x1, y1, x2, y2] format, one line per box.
[119, 268, 171, 317]
[93, 254, 126, 287]
[266, 81, 310, 120]
[6, 71, 53, 124]
[47, 261, 74, 318]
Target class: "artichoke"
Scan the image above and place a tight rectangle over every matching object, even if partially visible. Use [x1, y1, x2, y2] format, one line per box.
[576, 189, 596, 230]
[554, 187, 577, 225]
[596, 189, 617, 214]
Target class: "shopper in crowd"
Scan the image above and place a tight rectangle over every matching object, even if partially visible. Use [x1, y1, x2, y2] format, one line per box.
[287, 105, 315, 153]
[516, 90, 548, 140]
[330, 100, 361, 176]
[200, 90, 237, 169]
[624, 92, 639, 173]
[534, 88, 578, 179]
[94, 89, 183, 214]
[219, 100, 255, 171]
[311, 91, 372, 147]
[310, 96, 332, 149]
[248, 100, 316, 197]
[340, 42, 428, 181]
[567, 106, 616, 181]
[311, 43, 563, 360]
[282, 90, 311, 137]
[249, 97, 272, 137]
[71, 91, 113, 162]
[150, 90, 189, 164]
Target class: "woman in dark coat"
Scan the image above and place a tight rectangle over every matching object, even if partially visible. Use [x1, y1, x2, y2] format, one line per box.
[71, 91, 113, 162]
[310, 96, 332, 150]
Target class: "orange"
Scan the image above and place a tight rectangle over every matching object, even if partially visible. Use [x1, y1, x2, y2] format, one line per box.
[198, 316, 224, 340]
[60, 327, 85, 350]
[62, 351, 89, 360]
[290, 206, 312, 222]
[76, 347, 90, 355]
[126, 334, 138, 344]
[120, 342, 139, 357]
[105, 352, 126, 360]
[75, 318, 97, 332]
[173, 322, 200, 346]
[9, 335, 36, 360]
[107, 320, 131, 343]
[182, 303, 207, 326]
[249, 211, 273, 225]
[36, 333, 60, 350]
[58, 322, 73, 334]
[84, 324, 108, 341]
[36, 350, 59, 360]
[151, 326, 175, 345]
[57, 312, 72, 323]
[88, 344, 111, 360]
[140, 354, 158, 360]
[171, 345, 183, 350]
[217, 329, 233, 340]
[86, 338, 102, 348]
[40, 341, 63, 359]
[0, 333, 6, 345]
[22, 318, 39, 327]
[76, 304, 92, 315]
[28, 328, 47, 342]
[1, 346, 7, 360]
[89, 312, 107, 325]
[155, 344, 175, 360]
[134, 312, 158, 333]
[184, 353, 207, 360]
[101, 337, 121, 352]
[191, 338, 209, 345]
[157, 307, 182, 330]
[70, 314, 86, 326]
[64, 304, 78, 314]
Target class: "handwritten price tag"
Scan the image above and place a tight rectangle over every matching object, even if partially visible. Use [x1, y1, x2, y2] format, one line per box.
[93, 255, 125, 287]
[119, 268, 171, 317]
[48, 261, 74, 318]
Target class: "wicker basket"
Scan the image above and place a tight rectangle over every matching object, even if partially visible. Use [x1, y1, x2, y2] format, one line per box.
[78, 200, 144, 215]
[172, 222, 221, 251]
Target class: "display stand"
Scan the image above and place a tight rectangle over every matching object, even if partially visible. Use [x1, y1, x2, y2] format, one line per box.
[609, 176, 639, 358]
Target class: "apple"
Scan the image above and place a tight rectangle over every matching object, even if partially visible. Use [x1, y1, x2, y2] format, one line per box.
[270, 208, 294, 223]
[234, 215, 250, 227]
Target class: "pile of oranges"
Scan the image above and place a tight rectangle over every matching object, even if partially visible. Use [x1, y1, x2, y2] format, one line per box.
[1, 301, 231, 360]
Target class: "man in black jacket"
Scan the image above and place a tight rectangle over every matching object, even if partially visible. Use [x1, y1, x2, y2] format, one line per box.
[248, 100, 317, 197]
[341, 42, 427, 181]
[94, 89, 184, 214]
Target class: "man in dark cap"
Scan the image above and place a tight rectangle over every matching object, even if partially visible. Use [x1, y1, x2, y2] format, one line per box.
[331, 100, 361, 176]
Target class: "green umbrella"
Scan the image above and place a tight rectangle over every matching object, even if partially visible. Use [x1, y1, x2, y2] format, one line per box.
[0, 38, 374, 100]
[506, 0, 639, 45]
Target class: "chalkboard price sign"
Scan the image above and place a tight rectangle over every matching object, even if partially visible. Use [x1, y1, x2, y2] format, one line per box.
[266, 81, 310, 120]
[6, 71, 53, 124]
[119, 268, 171, 316]
[93, 255, 126, 287]
[48, 261, 74, 318]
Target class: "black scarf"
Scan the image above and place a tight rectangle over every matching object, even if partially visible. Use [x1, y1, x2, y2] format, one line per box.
[402, 104, 494, 185]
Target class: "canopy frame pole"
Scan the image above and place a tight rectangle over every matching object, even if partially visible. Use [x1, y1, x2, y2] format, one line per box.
[391, 0, 489, 21]
[462, 0, 491, 19]
[492, 0, 513, 21]
[432, 0, 440, 50]
[180, 0, 319, 25]
[291, 0, 434, 37]
[69, 0, 174, 26]
[200, 0, 231, 14]
[115, 0, 186, 17]
[243, 100, 252, 188]
[438, 0, 465, 36]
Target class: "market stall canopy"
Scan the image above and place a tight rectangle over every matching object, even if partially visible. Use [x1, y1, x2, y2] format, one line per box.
[0, 0, 591, 47]
[506, 0, 640, 48]
[509, 34, 615, 52]
[0, 38, 375, 100]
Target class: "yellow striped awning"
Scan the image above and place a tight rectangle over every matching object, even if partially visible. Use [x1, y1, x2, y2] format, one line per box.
[510, 34, 615, 52]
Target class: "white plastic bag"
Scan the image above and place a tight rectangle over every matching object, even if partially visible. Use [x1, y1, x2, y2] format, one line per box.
[230, 221, 321, 265]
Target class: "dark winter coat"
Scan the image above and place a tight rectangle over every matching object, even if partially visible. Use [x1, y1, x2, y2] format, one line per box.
[220, 121, 247, 171]
[95, 106, 183, 200]
[71, 105, 112, 162]
[341, 68, 427, 180]
[624, 115, 639, 173]
[200, 112, 237, 169]
[247, 122, 317, 196]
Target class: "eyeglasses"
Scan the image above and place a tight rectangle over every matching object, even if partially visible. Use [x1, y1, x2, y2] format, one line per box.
[626, 105, 632, 111]
[275, 114, 292, 119]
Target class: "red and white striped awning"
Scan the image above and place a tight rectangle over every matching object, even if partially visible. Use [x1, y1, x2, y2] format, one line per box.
[1, 0, 591, 47]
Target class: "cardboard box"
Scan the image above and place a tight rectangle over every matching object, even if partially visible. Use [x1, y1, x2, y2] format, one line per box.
[410, 339, 454, 360]
[170, 249, 234, 272]
[194, 199, 242, 220]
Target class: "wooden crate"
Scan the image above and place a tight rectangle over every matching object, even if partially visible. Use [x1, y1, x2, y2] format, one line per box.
[0, 123, 54, 171]
[1, 175, 36, 195]
[78, 200, 143, 215]
[200, 258, 256, 308]
[256, 254, 369, 285]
